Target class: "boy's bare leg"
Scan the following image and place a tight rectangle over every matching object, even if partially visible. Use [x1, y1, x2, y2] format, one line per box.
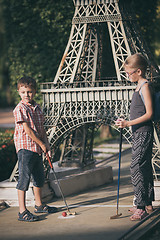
[18, 189, 26, 213]
[34, 186, 58, 214]
[33, 186, 42, 207]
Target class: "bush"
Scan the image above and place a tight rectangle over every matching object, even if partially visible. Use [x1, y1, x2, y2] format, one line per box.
[2, 0, 74, 105]
[0, 129, 17, 181]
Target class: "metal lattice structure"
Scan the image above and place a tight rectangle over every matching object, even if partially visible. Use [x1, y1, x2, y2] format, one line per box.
[41, 0, 160, 169]
[10, 0, 160, 181]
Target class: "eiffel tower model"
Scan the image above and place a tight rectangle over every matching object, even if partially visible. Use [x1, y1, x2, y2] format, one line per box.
[10, 0, 160, 181]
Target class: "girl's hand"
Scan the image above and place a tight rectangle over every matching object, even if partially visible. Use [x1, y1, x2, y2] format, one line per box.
[115, 118, 128, 128]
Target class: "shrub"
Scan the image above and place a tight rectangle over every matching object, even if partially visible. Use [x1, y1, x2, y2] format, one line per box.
[0, 129, 17, 181]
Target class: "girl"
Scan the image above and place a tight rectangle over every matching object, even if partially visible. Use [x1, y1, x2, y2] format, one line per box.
[115, 53, 154, 221]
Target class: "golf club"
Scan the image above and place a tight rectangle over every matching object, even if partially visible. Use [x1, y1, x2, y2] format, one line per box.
[110, 128, 123, 219]
[46, 152, 76, 216]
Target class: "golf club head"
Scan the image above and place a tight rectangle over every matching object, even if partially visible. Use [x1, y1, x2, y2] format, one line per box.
[67, 211, 77, 216]
[110, 213, 122, 219]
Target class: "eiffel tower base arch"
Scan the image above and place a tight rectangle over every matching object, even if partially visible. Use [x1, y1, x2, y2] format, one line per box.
[9, 0, 160, 183]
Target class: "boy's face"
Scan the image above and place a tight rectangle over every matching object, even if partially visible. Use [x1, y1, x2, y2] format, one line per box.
[18, 85, 36, 104]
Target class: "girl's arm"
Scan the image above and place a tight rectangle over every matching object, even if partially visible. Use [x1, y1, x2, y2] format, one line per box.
[116, 83, 153, 128]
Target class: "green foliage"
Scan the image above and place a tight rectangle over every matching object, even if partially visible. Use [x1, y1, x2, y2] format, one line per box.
[132, 0, 158, 53]
[0, 129, 17, 181]
[120, 0, 158, 55]
[155, 1, 160, 62]
[2, 0, 74, 104]
[0, 0, 159, 106]
[0, 128, 14, 144]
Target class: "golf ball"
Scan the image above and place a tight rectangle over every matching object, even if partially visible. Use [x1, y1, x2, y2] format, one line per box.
[62, 212, 67, 217]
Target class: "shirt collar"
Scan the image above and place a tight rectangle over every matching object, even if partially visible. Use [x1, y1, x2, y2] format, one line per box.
[21, 100, 39, 110]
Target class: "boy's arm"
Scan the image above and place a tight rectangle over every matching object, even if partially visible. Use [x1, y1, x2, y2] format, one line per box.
[41, 127, 52, 157]
[22, 122, 47, 153]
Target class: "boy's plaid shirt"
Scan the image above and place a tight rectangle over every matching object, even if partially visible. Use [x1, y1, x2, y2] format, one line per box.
[13, 100, 45, 155]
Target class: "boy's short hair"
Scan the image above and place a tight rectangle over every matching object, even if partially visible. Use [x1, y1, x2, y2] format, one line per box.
[17, 76, 37, 90]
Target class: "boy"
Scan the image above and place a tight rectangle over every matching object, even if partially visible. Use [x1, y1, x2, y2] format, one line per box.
[13, 76, 57, 222]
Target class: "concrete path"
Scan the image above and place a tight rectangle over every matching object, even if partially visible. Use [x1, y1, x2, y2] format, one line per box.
[0, 108, 15, 128]
[1, 149, 159, 240]
[0, 109, 159, 240]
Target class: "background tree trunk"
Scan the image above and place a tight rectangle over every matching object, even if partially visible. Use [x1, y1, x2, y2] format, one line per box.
[100, 125, 112, 139]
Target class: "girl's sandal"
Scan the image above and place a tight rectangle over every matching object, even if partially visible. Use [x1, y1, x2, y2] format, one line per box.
[34, 204, 58, 214]
[128, 206, 137, 214]
[18, 209, 39, 222]
[145, 205, 153, 214]
[130, 209, 148, 221]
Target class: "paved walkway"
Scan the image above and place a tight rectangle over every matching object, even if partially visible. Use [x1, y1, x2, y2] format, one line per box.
[0, 109, 159, 239]
[0, 108, 15, 128]
[1, 148, 159, 240]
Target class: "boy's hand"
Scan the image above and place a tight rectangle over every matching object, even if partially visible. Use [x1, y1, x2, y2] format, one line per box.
[40, 143, 47, 153]
[40, 143, 51, 158]
[47, 150, 52, 158]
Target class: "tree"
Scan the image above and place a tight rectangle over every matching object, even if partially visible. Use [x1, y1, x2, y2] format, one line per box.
[155, 0, 160, 62]
[132, 0, 158, 54]
[2, 0, 74, 104]
[0, 0, 159, 106]
[0, 0, 11, 106]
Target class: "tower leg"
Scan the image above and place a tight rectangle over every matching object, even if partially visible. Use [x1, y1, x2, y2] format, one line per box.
[58, 124, 95, 168]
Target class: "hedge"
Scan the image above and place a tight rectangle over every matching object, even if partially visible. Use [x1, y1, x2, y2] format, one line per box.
[0, 129, 17, 181]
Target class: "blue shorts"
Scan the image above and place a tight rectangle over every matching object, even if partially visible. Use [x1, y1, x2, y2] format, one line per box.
[16, 149, 45, 191]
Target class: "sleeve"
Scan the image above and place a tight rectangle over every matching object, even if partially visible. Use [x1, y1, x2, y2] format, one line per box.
[13, 105, 28, 124]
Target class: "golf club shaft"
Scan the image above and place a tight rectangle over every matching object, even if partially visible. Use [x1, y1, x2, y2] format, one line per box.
[46, 153, 71, 213]
[116, 128, 123, 214]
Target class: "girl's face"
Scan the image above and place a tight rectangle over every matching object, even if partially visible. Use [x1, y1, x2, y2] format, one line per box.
[18, 85, 36, 104]
[125, 65, 140, 82]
